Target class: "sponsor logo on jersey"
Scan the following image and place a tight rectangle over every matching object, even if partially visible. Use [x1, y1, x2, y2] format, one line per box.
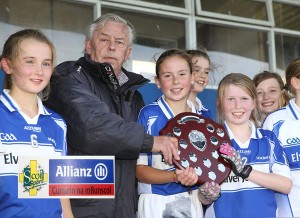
[291, 152, 300, 162]
[19, 160, 48, 196]
[0, 133, 17, 141]
[24, 126, 42, 132]
[287, 137, 300, 145]
[48, 137, 57, 147]
[223, 174, 248, 183]
[238, 149, 251, 155]
[256, 155, 270, 160]
[4, 152, 18, 164]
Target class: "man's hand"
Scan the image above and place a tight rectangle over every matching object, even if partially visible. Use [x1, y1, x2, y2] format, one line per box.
[219, 143, 252, 179]
[152, 136, 179, 164]
[198, 181, 221, 203]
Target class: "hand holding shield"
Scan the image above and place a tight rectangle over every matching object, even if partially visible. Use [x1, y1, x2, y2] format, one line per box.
[160, 112, 232, 185]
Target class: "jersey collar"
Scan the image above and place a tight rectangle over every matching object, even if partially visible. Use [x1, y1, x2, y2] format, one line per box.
[224, 120, 262, 141]
[157, 95, 196, 120]
[0, 89, 51, 116]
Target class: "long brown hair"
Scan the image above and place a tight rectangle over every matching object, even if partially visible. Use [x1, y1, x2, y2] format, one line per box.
[155, 49, 193, 78]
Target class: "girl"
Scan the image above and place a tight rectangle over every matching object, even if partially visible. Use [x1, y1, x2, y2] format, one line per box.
[187, 48, 213, 119]
[0, 29, 72, 217]
[262, 57, 300, 217]
[205, 73, 292, 218]
[136, 49, 220, 218]
[253, 71, 291, 125]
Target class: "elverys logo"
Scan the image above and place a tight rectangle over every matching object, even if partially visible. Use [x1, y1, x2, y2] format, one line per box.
[19, 160, 48, 196]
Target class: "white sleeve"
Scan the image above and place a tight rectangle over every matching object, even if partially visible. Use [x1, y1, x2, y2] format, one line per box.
[137, 152, 149, 166]
[262, 115, 275, 131]
[270, 138, 291, 179]
[271, 162, 291, 179]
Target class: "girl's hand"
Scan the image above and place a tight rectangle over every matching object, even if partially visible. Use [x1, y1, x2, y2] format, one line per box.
[175, 167, 198, 186]
[198, 181, 221, 203]
[219, 143, 252, 179]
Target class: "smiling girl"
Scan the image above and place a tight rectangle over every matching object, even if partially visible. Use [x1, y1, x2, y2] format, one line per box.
[253, 71, 291, 125]
[186, 48, 213, 119]
[136, 49, 220, 218]
[205, 73, 292, 218]
[0, 29, 72, 218]
[263, 58, 300, 217]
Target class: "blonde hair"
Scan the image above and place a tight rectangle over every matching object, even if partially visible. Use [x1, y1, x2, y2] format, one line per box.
[217, 73, 259, 127]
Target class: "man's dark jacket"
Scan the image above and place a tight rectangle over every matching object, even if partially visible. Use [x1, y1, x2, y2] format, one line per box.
[45, 54, 153, 217]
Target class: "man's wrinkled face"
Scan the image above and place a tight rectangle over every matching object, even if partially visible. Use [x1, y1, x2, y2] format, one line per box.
[85, 21, 132, 76]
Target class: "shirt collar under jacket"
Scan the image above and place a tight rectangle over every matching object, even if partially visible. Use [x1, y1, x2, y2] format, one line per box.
[0, 89, 51, 116]
[158, 95, 196, 120]
[118, 70, 129, 86]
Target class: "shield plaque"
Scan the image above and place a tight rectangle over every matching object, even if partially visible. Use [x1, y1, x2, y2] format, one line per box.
[160, 112, 232, 185]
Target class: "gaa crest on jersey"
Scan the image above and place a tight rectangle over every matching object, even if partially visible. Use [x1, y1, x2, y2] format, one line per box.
[0, 132, 17, 141]
[19, 160, 48, 196]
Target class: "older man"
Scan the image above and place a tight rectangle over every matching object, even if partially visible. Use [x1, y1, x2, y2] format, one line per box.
[45, 14, 179, 217]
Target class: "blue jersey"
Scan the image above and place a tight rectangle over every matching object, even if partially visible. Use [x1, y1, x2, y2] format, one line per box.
[137, 96, 211, 195]
[262, 99, 300, 217]
[0, 90, 67, 218]
[195, 96, 213, 119]
[137, 96, 213, 218]
[206, 121, 291, 218]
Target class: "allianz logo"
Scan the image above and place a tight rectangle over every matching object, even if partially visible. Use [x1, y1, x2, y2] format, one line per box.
[0, 133, 17, 141]
[286, 137, 300, 144]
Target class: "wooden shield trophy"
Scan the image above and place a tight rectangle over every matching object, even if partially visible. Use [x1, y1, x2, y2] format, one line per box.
[160, 112, 232, 185]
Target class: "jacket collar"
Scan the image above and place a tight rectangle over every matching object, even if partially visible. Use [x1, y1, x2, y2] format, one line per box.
[77, 54, 150, 100]
[79, 54, 149, 84]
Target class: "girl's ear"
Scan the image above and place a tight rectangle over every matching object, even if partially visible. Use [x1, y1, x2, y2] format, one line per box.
[0, 58, 12, 75]
[154, 76, 161, 89]
[291, 76, 300, 90]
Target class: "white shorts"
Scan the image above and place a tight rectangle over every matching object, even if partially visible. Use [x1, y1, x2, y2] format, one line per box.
[137, 190, 203, 218]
